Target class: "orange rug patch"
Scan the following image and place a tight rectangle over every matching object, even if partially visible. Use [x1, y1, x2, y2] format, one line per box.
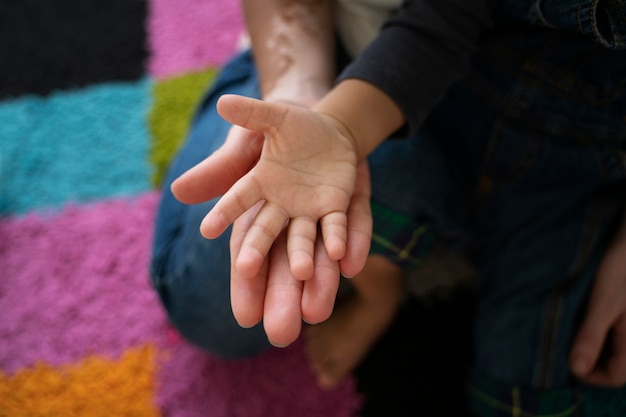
[0, 345, 160, 417]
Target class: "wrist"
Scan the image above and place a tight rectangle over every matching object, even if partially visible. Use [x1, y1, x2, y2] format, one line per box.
[316, 112, 361, 160]
[263, 70, 333, 109]
[313, 79, 404, 159]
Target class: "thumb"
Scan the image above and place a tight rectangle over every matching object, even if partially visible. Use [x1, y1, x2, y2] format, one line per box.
[171, 125, 263, 204]
[217, 94, 290, 133]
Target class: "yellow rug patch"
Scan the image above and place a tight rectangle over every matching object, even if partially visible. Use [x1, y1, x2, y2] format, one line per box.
[148, 68, 217, 187]
[0, 346, 160, 417]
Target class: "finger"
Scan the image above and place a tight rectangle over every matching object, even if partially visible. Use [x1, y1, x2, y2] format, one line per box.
[581, 314, 626, 387]
[569, 285, 616, 379]
[319, 211, 347, 261]
[301, 237, 340, 324]
[172, 125, 263, 204]
[236, 202, 289, 278]
[570, 235, 626, 379]
[199, 175, 264, 239]
[287, 217, 317, 280]
[340, 214, 372, 278]
[230, 202, 267, 328]
[605, 314, 626, 386]
[263, 230, 304, 347]
[340, 160, 372, 278]
[570, 310, 613, 379]
[217, 94, 290, 134]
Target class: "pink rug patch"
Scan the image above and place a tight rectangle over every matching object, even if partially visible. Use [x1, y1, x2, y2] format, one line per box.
[0, 192, 168, 373]
[157, 338, 362, 417]
[148, 0, 245, 78]
[1, 191, 364, 416]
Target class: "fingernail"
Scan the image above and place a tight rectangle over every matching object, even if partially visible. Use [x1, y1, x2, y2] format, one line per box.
[235, 319, 255, 329]
[270, 340, 289, 348]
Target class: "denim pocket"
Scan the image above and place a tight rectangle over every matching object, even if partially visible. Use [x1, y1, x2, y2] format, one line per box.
[498, 0, 626, 49]
[536, 0, 626, 49]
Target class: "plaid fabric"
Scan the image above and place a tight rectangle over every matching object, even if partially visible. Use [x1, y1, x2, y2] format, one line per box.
[369, 200, 437, 269]
[468, 372, 582, 417]
[469, 371, 626, 416]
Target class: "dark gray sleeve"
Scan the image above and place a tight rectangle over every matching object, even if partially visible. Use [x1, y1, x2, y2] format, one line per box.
[338, 0, 498, 136]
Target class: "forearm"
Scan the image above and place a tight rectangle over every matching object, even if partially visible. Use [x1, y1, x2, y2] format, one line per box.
[313, 78, 404, 160]
[338, 0, 497, 135]
[242, 0, 336, 103]
[313, 0, 495, 160]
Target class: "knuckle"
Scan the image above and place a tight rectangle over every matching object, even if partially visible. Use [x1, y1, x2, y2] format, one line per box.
[250, 222, 278, 245]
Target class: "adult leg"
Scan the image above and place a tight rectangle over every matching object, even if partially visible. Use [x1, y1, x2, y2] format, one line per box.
[456, 34, 626, 415]
[467, 125, 626, 416]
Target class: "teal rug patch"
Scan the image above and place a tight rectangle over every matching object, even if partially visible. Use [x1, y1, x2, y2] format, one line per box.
[0, 79, 153, 215]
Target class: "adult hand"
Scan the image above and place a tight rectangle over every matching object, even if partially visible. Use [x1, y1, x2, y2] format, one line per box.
[229, 160, 373, 347]
[196, 94, 360, 281]
[569, 218, 626, 387]
[172, 122, 265, 209]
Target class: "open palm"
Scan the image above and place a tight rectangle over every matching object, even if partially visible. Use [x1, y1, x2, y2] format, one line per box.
[201, 94, 359, 280]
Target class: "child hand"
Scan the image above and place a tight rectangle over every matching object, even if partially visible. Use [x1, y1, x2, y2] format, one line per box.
[202, 94, 359, 281]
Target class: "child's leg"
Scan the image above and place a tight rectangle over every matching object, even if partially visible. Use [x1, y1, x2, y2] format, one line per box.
[305, 255, 405, 389]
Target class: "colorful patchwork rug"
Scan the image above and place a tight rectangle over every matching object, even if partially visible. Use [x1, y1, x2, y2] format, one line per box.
[0, 1, 361, 415]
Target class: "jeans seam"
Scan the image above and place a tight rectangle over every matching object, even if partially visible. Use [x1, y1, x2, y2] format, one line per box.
[590, 0, 601, 44]
[538, 293, 564, 388]
[616, 0, 626, 46]
[533, 0, 553, 28]
[606, 2, 623, 45]
[536, 198, 605, 388]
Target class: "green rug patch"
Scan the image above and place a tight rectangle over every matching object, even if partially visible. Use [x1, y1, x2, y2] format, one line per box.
[148, 69, 217, 187]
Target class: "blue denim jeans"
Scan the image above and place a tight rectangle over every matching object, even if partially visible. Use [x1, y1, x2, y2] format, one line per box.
[443, 27, 626, 414]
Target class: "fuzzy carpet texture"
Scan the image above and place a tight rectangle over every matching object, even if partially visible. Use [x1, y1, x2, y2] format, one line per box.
[0, 1, 362, 416]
